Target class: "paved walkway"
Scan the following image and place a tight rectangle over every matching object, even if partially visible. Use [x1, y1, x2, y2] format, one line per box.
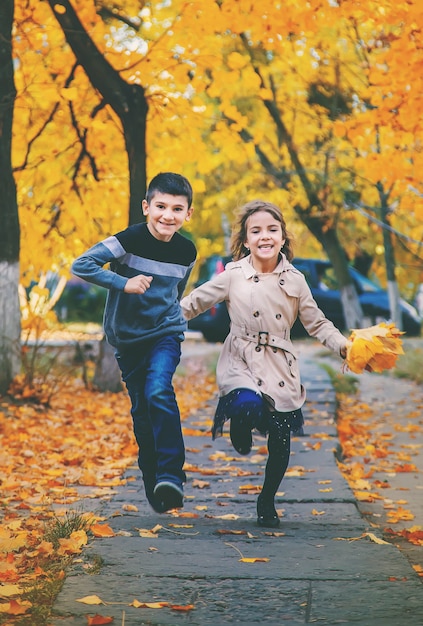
[51, 340, 422, 626]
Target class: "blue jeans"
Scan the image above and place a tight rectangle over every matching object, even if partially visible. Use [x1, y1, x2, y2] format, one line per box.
[116, 335, 185, 489]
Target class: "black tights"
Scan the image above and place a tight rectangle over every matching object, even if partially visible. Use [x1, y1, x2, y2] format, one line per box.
[260, 414, 291, 501]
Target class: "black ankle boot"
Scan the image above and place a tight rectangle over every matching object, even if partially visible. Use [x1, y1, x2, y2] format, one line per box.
[257, 493, 280, 528]
[230, 415, 253, 455]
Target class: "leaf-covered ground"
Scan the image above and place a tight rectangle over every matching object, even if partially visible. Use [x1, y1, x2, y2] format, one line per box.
[336, 374, 423, 548]
[0, 344, 217, 621]
[1, 336, 422, 621]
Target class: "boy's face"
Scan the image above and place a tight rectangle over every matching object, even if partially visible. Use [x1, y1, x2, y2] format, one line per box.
[142, 192, 193, 242]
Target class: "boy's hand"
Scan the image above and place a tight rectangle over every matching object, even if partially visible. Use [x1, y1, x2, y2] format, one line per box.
[124, 275, 153, 294]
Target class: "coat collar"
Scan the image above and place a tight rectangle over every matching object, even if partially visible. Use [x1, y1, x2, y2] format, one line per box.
[236, 254, 293, 278]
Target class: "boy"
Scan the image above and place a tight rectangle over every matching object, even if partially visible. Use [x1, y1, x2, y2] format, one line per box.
[71, 172, 196, 513]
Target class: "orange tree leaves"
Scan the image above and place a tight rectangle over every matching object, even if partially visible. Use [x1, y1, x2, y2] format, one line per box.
[12, 1, 423, 293]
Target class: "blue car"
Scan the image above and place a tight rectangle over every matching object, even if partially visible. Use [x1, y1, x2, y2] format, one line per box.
[187, 255, 422, 342]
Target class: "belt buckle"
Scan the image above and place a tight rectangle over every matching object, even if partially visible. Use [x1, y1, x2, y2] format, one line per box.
[257, 331, 269, 347]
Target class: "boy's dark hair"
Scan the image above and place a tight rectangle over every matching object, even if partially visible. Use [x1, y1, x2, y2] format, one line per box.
[145, 172, 193, 208]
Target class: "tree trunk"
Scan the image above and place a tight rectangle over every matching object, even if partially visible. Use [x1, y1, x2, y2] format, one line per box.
[239, 122, 364, 331]
[92, 338, 122, 393]
[378, 183, 402, 330]
[309, 225, 363, 330]
[0, 0, 21, 394]
[48, 0, 149, 389]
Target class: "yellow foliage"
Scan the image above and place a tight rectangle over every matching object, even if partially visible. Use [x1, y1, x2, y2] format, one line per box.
[11, 0, 423, 293]
[345, 323, 405, 374]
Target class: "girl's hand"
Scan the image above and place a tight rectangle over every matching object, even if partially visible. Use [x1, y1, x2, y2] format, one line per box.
[124, 274, 153, 294]
[340, 340, 352, 359]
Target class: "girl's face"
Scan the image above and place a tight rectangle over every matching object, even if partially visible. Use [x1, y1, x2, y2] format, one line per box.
[244, 210, 285, 269]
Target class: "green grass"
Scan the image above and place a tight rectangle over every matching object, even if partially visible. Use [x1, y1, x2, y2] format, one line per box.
[1, 509, 95, 626]
[393, 347, 423, 384]
[319, 362, 360, 396]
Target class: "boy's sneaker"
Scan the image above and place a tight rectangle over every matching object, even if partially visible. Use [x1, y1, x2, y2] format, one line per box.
[230, 415, 253, 455]
[143, 477, 167, 513]
[153, 481, 184, 512]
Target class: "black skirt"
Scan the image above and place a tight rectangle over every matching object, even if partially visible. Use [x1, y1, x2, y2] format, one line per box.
[212, 389, 304, 440]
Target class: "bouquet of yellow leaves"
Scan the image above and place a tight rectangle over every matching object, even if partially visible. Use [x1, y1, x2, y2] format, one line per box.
[345, 322, 404, 374]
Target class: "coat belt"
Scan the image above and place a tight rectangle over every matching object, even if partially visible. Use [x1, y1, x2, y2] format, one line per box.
[231, 324, 294, 353]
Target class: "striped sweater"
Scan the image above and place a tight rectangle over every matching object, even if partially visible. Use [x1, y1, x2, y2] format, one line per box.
[71, 222, 197, 351]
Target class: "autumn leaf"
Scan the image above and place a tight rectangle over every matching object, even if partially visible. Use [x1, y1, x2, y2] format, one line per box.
[130, 599, 169, 608]
[57, 530, 88, 555]
[168, 524, 194, 529]
[192, 479, 210, 489]
[362, 533, 391, 545]
[412, 565, 423, 577]
[345, 323, 404, 374]
[386, 527, 423, 546]
[87, 615, 114, 625]
[76, 595, 105, 605]
[238, 484, 262, 494]
[0, 599, 32, 615]
[170, 604, 195, 611]
[90, 524, 115, 538]
[122, 504, 138, 512]
[0, 584, 24, 598]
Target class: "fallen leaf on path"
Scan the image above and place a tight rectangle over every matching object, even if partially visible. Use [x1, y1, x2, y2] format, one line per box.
[90, 524, 115, 538]
[76, 595, 104, 605]
[87, 615, 114, 625]
[130, 599, 169, 608]
[412, 565, 423, 577]
[168, 524, 194, 528]
[170, 604, 195, 611]
[363, 532, 391, 545]
[386, 507, 415, 523]
[238, 484, 262, 494]
[386, 526, 423, 546]
[122, 504, 138, 512]
[192, 479, 210, 489]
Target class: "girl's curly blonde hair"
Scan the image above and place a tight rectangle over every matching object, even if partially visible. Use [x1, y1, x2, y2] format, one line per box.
[230, 200, 294, 262]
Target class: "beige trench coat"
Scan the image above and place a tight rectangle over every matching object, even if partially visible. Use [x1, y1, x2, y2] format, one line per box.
[181, 255, 347, 412]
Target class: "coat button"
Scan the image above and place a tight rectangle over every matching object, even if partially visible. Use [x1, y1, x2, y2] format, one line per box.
[253, 275, 259, 282]
[272, 347, 277, 353]
[253, 311, 260, 317]
[279, 381, 285, 387]
[279, 279, 285, 285]
[255, 346, 261, 352]
[276, 313, 281, 319]
[257, 379, 262, 386]
[288, 359, 292, 366]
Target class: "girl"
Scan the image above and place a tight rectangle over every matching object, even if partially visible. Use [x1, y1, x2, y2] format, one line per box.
[181, 200, 348, 527]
